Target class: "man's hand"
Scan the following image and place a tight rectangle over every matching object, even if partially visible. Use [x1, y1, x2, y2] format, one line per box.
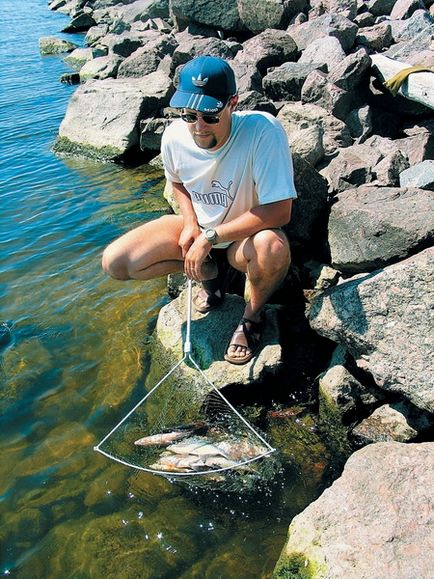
[178, 222, 201, 258]
[184, 234, 212, 281]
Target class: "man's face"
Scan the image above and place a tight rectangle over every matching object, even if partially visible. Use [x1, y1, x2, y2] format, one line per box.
[183, 96, 238, 151]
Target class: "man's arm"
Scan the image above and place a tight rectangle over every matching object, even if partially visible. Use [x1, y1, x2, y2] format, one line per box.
[183, 199, 292, 280]
[171, 181, 201, 257]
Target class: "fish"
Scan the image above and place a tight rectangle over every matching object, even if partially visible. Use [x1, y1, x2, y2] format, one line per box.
[134, 421, 208, 447]
[149, 451, 238, 473]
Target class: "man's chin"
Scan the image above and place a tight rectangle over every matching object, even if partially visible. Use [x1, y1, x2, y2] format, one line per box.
[193, 136, 218, 149]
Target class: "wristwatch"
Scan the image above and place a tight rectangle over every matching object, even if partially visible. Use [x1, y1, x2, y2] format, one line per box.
[204, 228, 218, 245]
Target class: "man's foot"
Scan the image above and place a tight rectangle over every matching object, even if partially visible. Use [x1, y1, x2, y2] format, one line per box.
[193, 277, 225, 313]
[224, 316, 263, 365]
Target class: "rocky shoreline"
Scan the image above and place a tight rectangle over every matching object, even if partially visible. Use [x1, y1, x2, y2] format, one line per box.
[42, 0, 434, 576]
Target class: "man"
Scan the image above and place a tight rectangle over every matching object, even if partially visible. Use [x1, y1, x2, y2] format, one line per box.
[102, 55, 297, 364]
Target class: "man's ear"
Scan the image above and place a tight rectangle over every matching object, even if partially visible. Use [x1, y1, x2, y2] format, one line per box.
[229, 95, 238, 110]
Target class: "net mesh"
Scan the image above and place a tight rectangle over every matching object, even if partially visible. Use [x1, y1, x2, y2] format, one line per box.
[95, 280, 277, 491]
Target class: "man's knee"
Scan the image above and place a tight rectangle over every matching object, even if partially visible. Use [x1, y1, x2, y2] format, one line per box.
[252, 229, 290, 267]
[101, 243, 130, 280]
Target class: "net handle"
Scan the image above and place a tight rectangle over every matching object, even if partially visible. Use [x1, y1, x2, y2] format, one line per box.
[184, 277, 193, 355]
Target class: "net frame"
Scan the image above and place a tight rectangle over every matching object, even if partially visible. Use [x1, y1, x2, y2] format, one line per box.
[94, 279, 276, 477]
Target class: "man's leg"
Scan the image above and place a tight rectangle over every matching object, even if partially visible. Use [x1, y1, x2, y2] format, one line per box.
[102, 215, 217, 281]
[225, 229, 290, 363]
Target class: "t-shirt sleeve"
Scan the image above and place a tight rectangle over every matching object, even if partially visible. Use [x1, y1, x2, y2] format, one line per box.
[161, 123, 183, 183]
[252, 120, 297, 204]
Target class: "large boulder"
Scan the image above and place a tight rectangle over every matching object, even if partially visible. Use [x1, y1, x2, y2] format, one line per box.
[234, 29, 298, 75]
[274, 442, 434, 579]
[309, 248, 434, 412]
[170, 0, 244, 33]
[54, 71, 173, 161]
[286, 13, 358, 52]
[328, 185, 434, 273]
[237, 0, 308, 34]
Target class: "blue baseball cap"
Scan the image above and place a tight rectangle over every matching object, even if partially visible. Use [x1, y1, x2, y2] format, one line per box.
[170, 55, 237, 114]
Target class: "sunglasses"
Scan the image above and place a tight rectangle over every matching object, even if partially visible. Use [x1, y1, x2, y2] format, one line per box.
[180, 111, 223, 124]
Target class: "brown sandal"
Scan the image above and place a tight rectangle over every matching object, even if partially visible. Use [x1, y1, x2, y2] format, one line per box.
[193, 277, 225, 313]
[224, 316, 263, 365]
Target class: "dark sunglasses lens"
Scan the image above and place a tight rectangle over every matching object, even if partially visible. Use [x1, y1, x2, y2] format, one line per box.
[181, 112, 220, 124]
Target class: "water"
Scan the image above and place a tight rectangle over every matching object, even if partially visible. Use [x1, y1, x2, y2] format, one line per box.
[0, 2, 330, 576]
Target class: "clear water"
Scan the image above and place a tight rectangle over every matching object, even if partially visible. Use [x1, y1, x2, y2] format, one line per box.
[0, 2, 330, 577]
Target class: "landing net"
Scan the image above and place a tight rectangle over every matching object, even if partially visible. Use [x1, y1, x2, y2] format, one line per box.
[94, 279, 276, 485]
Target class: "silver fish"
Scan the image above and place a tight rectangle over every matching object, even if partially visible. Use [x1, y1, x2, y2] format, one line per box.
[134, 422, 207, 447]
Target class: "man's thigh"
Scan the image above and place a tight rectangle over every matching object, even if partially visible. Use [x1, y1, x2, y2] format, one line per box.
[226, 228, 289, 273]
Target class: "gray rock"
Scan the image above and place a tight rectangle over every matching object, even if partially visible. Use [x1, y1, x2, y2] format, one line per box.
[263, 62, 325, 102]
[84, 24, 109, 46]
[309, 248, 434, 411]
[274, 442, 434, 579]
[54, 71, 173, 161]
[153, 289, 283, 392]
[390, 0, 426, 20]
[320, 143, 382, 192]
[355, 22, 394, 51]
[399, 160, 434, 191]
[328, 185, 434, 272]
[366, 0, 396, 16]
[79, 54, 123, 81]
[235, 91, 277, 115]
[171, 36, 237, 71]
[101, 30, 159, 57]
[396, 131, 434, 166]
[170, 0, 244, 33]
[327, 48, 371, 91]
[140, 117, 172, 150]
[313, 0, 358, 20]
[354, 11, 375, 27]
[346, 105, 372, 140]
[39, 36, 78, 55]
[290, 125, 325, 167]
[304, 261, 341, 291]
[64, 47, 96, 70]
[389, 8, 434, 42]
[284, 154, 329, 248]
[117, 35, 177, 77]
[298, 36, 347, 70]
[229, 62, 262, 94]
[234, 29, 298, 75]
[62, 12, 96, 32]
[237, 0, 308, 33]
[286, 13, 358, 52]
[373, 149, 410, 186]
[351, 403, 420, 444]
[278, 102, 352, 156]
[301, 70, 354, 122]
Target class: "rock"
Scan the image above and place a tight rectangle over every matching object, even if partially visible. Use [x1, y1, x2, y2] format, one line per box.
[354, 11, 375, 27]
[79, 54, 123, 81]
[373, 149, 410, 186]
[328, 185, 434, 272]
[299, 36, 347, 71]
[117, 35, 178, 77]
[84, 24, 109, 46]
[237, 0, 308, 33]
[301, 70, 354, 122]
[170, 0, 244, 33]
[346, 105, 372, 140]
[274, 442, 434, 579]
[234, 29, 298, 75]
[152, 290, 283, 396]
[171, 35, 237, 71]
[235, 91, 277, 115]
[351, 402, 420, 444]
[263, 62, 325, 102]
[278, 102, 352, 156]
[390, 0, 426, 20]
[229, 62, 263, 94]
[366, 0, 396, 16]
[397, 119, 434, 164]
[355, 22, 394, 51]
[39, 36, 78, 55]
[320, 143, 382, 192]
[399, 160, 434, 191]
[101, 29, 161, 58]
[54, 71, 173, 161]
[312, 0, 358, 20]
[327, 48, 371, 91]
[286, 13, 358, 53]
[64, 47, 96, 70]
[60, 72, 80, 84]
[389, 9, 434, 43]
[309, 248, 434, 412]
[62, 12, 96, 32]
[290, 125, 325, 167]
[304, 261, 340, 291]
[140, 117, 172, 150]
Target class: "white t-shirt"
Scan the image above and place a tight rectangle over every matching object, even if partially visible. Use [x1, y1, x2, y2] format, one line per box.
[161, 111, 297, 245]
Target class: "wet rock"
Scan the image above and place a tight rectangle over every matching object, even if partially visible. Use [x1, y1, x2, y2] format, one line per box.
[299, 36, 347, 71]
[309, 248, 434, 412]
[54, 71, 173, 161]
[60, 72, 81, 84]
[351, 402, 421, 444]
[234, 28, 298, 75]
[263, 62, 325, 102]
[79, 54, 123, 81]
[328, 185, 434, 273]
[274, 442, 434, 579]
[39, 36, 78, 55]
[399, 160, 434, 191]
[64, 47, 98, 70]
[286, 13, 358, 53]
[278, 102, 352, 156]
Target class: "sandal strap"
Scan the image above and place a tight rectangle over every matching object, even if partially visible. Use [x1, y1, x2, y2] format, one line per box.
[229, 316, 263, 350]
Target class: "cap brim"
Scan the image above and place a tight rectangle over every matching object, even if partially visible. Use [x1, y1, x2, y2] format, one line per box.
[169, 90, 227, 113]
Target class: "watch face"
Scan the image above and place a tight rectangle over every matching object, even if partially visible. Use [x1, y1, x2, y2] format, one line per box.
[205, 228, 216, 243]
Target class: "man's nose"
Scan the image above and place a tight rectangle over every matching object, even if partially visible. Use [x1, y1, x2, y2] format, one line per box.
[195, 115, 208, 129]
